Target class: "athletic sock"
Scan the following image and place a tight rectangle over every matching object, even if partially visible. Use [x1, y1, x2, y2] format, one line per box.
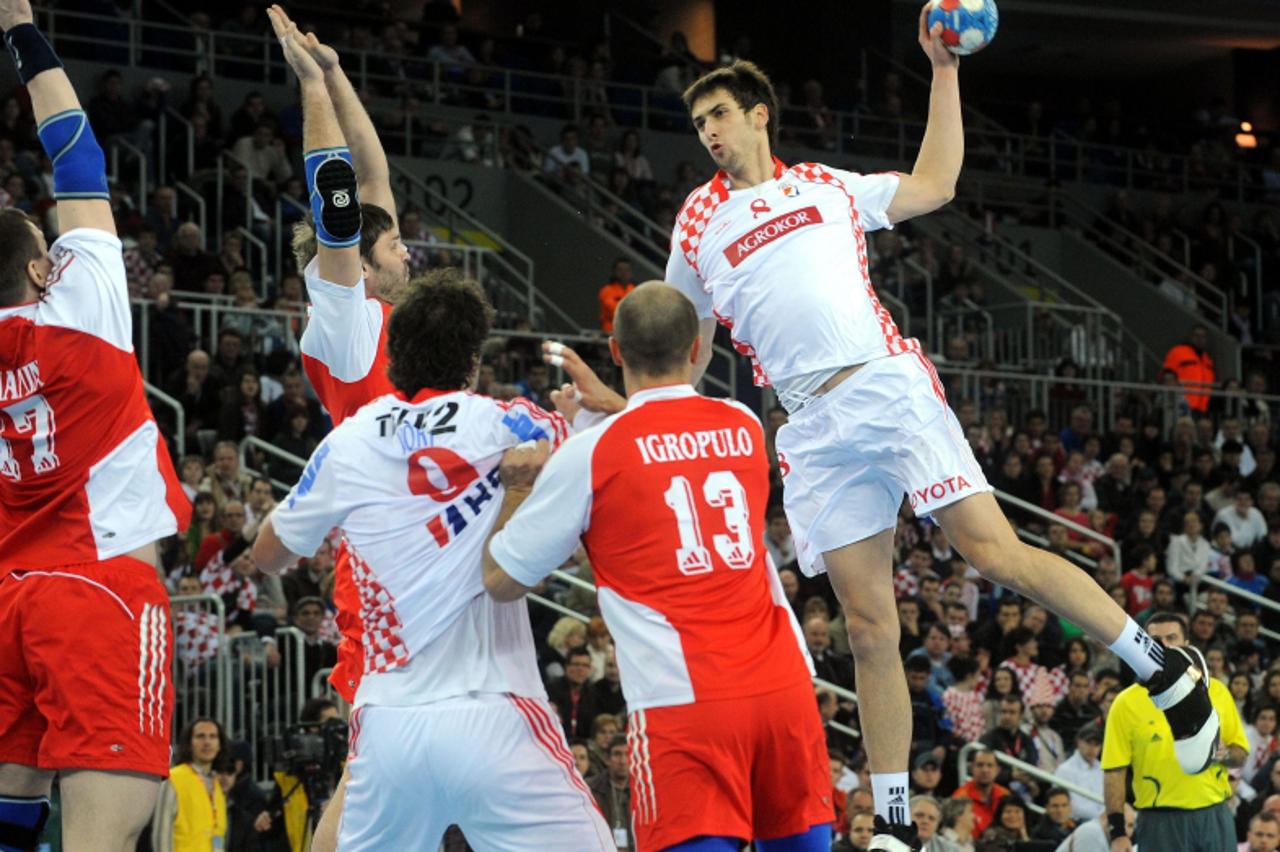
[1108, 616, 1164, 682]
[871, 772, 910, 825]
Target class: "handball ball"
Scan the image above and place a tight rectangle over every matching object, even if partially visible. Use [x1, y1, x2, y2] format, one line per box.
[927, 0, 999, 56]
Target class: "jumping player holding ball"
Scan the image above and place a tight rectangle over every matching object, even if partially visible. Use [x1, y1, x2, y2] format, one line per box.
[552, 5, 1221, 850]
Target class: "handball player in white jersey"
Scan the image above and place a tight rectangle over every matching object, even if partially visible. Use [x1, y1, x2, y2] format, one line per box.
[252, 274, 611, 850]
[250, 17, 611, 849]
[557, 6, 1219, 850]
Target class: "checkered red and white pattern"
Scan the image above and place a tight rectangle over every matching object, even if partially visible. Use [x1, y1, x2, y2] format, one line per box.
[270, 388, 570, 706]
[894, 567, 921, 599]
[664, 159, 906, 397]
[942, 684, 988, 743]
[998, 658, 1070, 705]
[198, 552, 257, 613]
[174, 609, 220, 669]
[348, 546, 410, 675]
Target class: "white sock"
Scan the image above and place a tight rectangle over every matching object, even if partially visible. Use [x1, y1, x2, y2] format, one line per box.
[872, 772, 910, 825]
[1108, 617, 1164, 681]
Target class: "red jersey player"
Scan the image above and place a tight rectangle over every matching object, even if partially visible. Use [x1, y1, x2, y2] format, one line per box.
[483, 284, 833, 852]
[267, 7, 409, 848]
[0, 2, 190, 848]
[282, 11, 409, 713]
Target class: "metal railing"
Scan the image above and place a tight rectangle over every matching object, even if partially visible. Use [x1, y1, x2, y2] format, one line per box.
[172, 181, 207, 249]
[158, 106, 195, 182]
[35, 5, 1267, 201]
[224, 626, 309, 783]
[387, 162, 566, 331]
[994, 488, 1121, 569]
[1188, 574, 1280, 644]
[957, 741, 1104, 817]
[931, 364, 1280, 437]
[170, 593, 228, 739]
[144, 381, 186, 457]
[108, 137, 148, 214]
[1015, 527, 1099, 573]
[239, 436, 306, 495]
[311, 666, 351, 718]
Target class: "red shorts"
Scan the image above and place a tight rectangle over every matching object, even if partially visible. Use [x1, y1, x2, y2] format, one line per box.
[0, 556, 174, 777]
[628, 679, 834, 851]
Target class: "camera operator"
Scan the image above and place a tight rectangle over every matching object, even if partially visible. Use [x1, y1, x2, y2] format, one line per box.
[213, 741, 276, 851]
[269, 697, 345, 850]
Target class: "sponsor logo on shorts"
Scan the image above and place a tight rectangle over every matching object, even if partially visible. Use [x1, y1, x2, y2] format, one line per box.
[908, 474, 974, 510]
[723, 205, 823, 267]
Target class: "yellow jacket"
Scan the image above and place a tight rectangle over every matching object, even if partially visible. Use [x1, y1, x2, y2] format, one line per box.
[169, 763, 227, 851]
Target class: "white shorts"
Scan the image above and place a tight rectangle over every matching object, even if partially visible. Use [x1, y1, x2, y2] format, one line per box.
[775, 352, 991, 577]
[339, 693, 614, 851]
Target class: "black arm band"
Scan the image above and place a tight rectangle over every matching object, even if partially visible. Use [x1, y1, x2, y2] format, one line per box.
[3, 23, 63, 85]
[1107, 811, 1127, 841]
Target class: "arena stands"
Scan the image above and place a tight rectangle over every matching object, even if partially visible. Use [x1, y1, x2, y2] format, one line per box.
[3, 1, 1280, 849]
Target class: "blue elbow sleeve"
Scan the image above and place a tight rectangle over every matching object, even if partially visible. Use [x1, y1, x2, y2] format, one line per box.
[36, 109, 108, 200]
[305, 147, 362, 249]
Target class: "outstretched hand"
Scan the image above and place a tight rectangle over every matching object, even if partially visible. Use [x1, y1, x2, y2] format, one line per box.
[918, 2, 960, 69]
[302, 30, 340, 72]
[267, 5, 323, 83]
[542, 341, 626, 415]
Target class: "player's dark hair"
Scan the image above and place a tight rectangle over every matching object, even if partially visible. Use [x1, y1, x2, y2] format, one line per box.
[612, 283, 699, 377]
[174, 717, 226, 766]
[683, 60, 780, 146]
[1007, 626, 1036, 648]
[0, 209, 43, 308]
[1148, 611, 1189, 640]
[291, 202, 394, 273]
[386, 268, 493, 396]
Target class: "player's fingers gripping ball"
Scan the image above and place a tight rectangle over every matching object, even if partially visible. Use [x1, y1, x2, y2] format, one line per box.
[927, 0, 999, 55]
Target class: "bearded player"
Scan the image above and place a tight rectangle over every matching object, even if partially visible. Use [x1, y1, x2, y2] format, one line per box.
[555, 6, 1219, 850]
[0, 1, 190, 848]
[264, 6, 410, 847]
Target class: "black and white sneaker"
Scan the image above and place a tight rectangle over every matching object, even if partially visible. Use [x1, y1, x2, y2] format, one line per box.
[1145, 645, 1220, 775]
[869, 817, 920, 852]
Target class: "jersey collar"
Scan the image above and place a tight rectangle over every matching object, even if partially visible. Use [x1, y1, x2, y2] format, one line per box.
[714, 156, 789, 196]
[393, 387, 460, 404]
[626, 383, 698, 410]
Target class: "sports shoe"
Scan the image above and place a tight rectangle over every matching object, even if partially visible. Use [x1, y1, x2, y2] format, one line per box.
[1145, 645, 1221, 775]
[869, 817, 921, 852]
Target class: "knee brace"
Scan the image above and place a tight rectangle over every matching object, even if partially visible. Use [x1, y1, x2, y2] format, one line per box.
[0, 795, 51, 852]
[36, 109, 109, 200]
[305, 147, 362, 249]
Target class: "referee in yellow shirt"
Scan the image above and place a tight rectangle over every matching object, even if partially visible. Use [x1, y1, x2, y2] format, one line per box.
[1102, 612, 1247, 851]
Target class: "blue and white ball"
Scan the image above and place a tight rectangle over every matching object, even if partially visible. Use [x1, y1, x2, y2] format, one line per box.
[927, 0, 999, 56]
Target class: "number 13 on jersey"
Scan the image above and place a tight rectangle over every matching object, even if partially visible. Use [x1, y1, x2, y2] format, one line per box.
[663, 470, 756, 575]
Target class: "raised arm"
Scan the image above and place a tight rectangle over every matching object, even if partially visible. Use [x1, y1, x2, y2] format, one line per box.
[268, 5, 361, 287]
[885, 3, 963, 225]
[1, 0, 113, 235]
[270, 6, 396, 221]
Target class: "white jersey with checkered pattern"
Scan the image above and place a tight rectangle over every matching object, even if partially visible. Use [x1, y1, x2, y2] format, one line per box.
[665, 159, 906, 388]
[271, 387, 569, 708]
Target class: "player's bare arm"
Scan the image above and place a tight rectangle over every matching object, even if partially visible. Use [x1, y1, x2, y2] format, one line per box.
[269, 5, 362, 287]
[1, 0, 113, 236]
[482, 440, 550, 601]
[690, 317, 716, 387]
[249, 514, 298, 576]
[884, 3, 963, 225]
[272, 5, 397, 222]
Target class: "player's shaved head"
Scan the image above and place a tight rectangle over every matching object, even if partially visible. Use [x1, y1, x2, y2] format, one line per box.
[612, 282, 699, 378]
